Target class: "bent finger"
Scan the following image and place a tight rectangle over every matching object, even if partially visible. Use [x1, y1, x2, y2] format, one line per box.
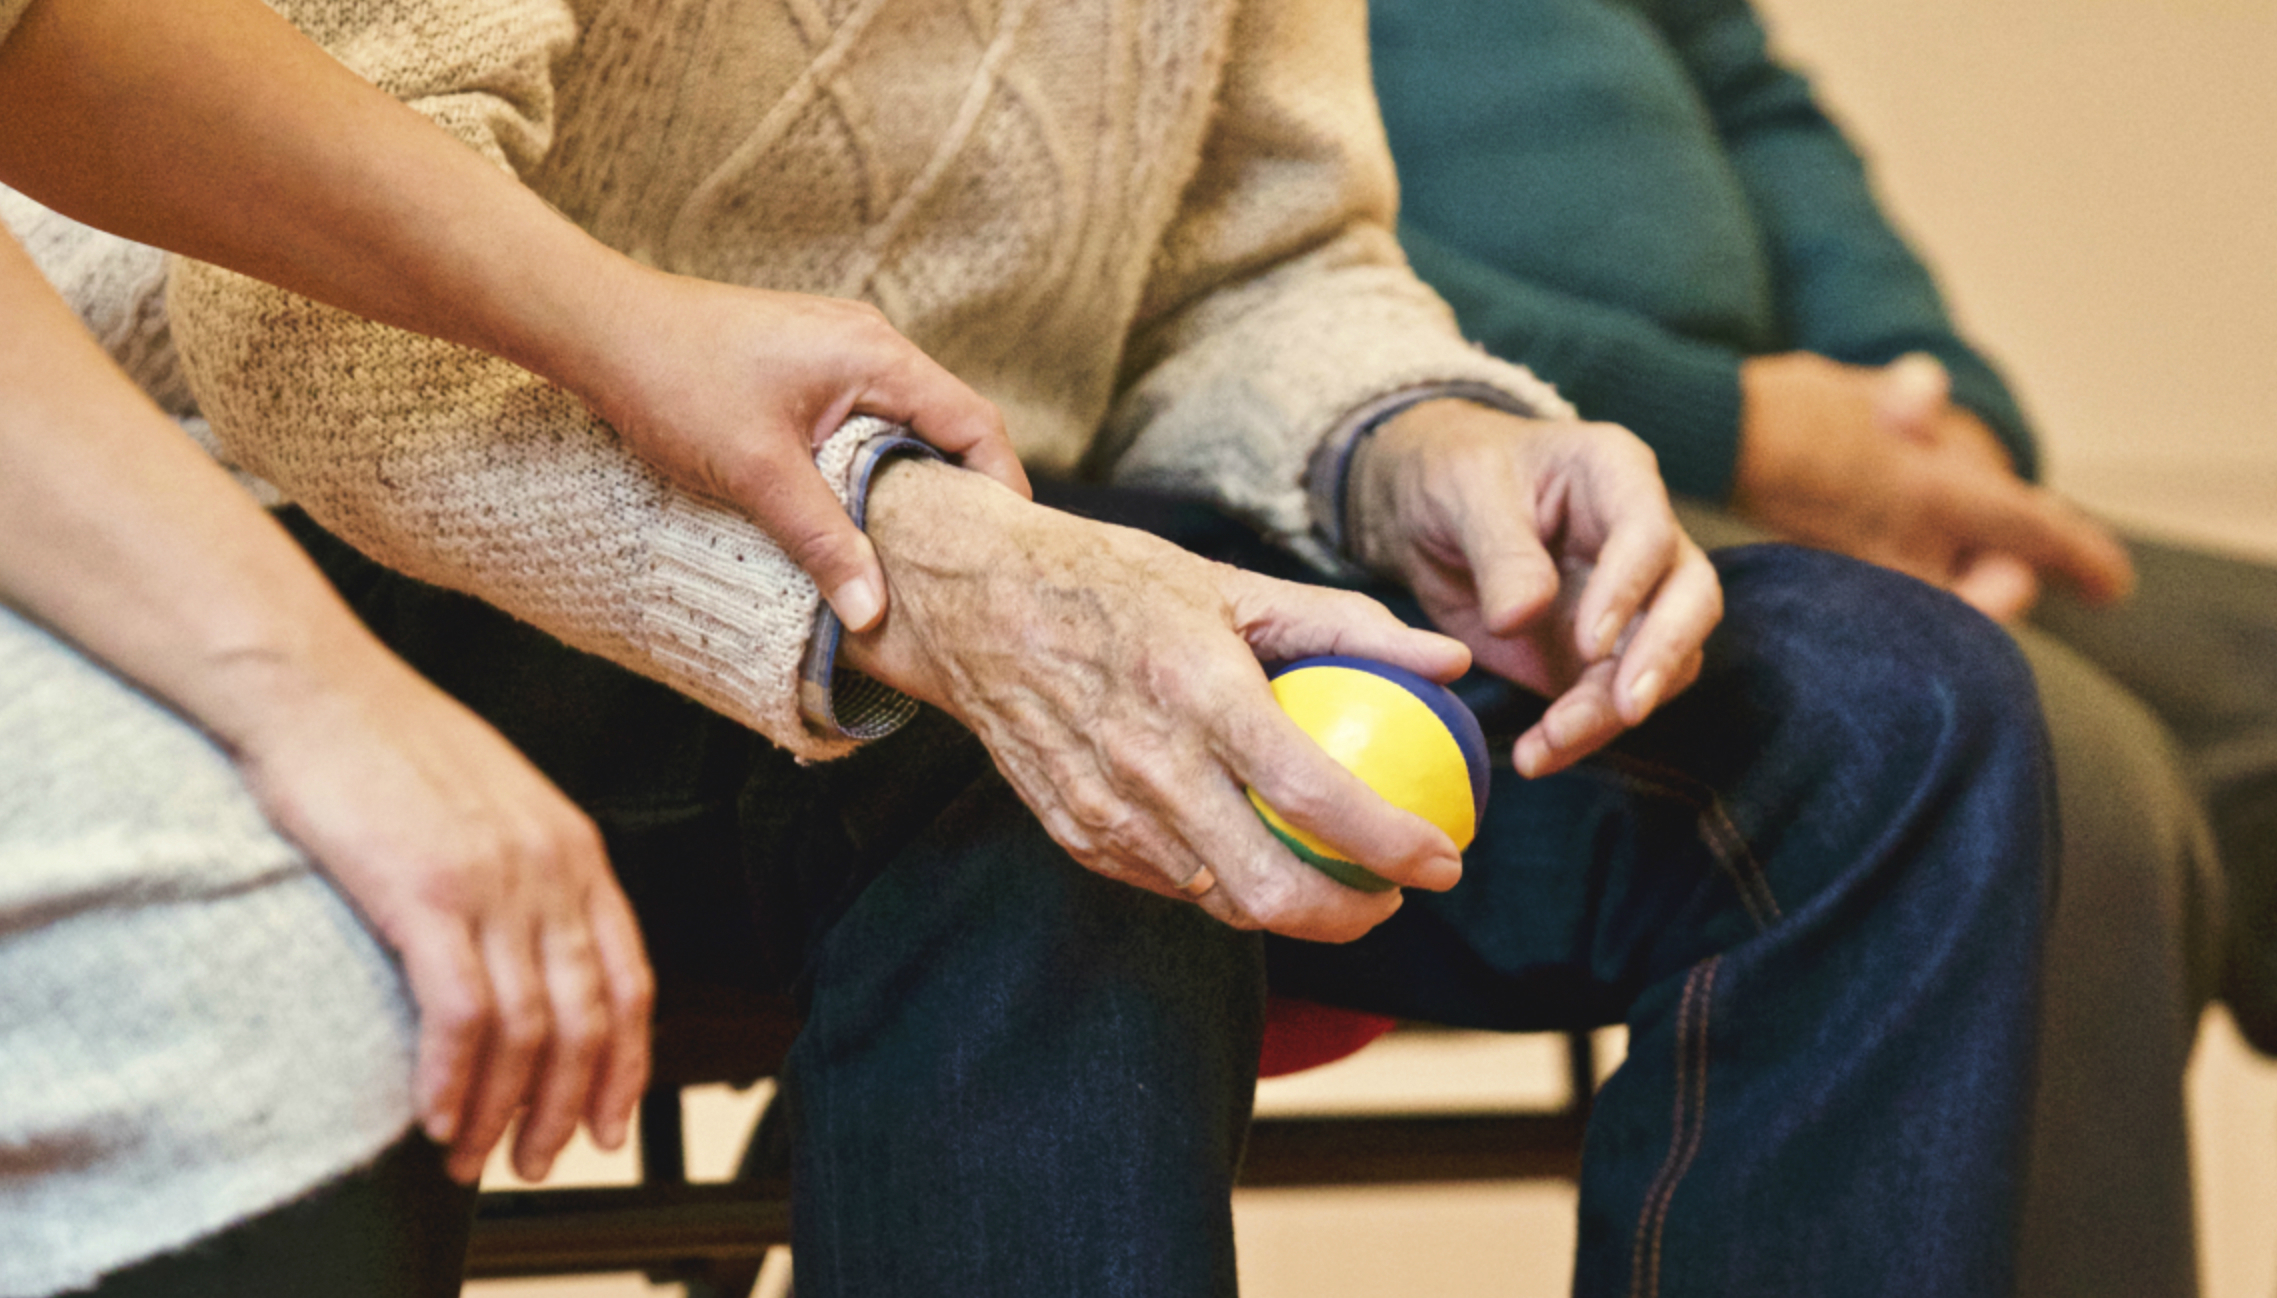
[1180, 778, 1409, 943]
[1451, 466, 1561, 637]
[1228, 690, 1466, 896]
[1936, 477, 2132, 607]
[1568, 498, 1686, 665]
[1233, 576, 1471, 684]
[510, 922, 610, 1183]
[1608, 541, 1723, 726]
[1513, 657, 1624, 779]
[584, 885, 654, 1151]
[396, 920, 491, 1149]
[450, 925, 552, 1184]
[1949, 551, 2042, 623]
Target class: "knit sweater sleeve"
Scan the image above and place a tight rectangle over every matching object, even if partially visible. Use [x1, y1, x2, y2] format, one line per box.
[1094, 0, 1568, 571]
[166, 0, 875, 760]
[1654, 0, 2041, 479]
[1395, 221, 1748, 504]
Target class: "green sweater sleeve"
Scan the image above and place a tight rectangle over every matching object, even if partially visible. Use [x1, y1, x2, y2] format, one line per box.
[1651, 0, 2040, 478]
[1398, 220, 1747, 502]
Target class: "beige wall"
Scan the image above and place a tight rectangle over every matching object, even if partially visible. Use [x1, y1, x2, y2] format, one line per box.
[1751, 0, 2277, 558]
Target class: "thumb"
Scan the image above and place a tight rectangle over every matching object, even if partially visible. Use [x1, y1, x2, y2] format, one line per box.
[1949, 551, 2043, 623]
[1875, 353, 1951, 443]
[742, 465, 892, 631]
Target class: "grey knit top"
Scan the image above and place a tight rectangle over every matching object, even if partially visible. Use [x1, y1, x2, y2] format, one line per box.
[0, 608, 418, 1297]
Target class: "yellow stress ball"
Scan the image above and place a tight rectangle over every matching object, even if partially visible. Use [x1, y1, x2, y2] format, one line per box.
[1249, 655, 1491, 892]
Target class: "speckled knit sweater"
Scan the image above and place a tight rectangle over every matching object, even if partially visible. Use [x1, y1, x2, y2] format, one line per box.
[168, 0, 1565, 761]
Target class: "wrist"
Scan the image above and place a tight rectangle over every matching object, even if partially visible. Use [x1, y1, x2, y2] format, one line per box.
[481, 237, 657, 408]
[797, 438, 948, 740]
[1344, 397, 1478, 576]
[181, 595, 399, 744]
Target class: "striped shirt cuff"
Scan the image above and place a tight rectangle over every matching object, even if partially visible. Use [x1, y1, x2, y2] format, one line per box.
[1305, 380, 1548, 564]
[797, 434, 944, 742]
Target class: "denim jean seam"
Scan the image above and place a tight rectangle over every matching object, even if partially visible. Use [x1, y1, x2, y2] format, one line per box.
[1630, 955, 1721, 1298]
[1597, 753, 1785, 930]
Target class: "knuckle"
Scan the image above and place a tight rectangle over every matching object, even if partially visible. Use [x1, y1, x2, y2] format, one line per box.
[1236, 866, 1303, 929]
[432, 985, 493, 1037]
[410, 857, 482, 914]
[554, 1010, 607, 1058]
[1061, 776, 1130, 838]
[495, 995, 550, 1052]
[615, 967, 658, 1021]
[552, 808, 608, 864]
[1255, 771, 1333, 829]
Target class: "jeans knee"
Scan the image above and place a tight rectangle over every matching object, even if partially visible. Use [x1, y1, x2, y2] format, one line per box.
[1710, 544, 2045, 771]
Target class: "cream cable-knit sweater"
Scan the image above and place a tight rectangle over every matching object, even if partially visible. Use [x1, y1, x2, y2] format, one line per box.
[168, 0, 1566, 761]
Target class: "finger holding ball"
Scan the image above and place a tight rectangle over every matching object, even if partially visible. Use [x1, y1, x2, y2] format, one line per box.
[1248, 655, 1490, 892]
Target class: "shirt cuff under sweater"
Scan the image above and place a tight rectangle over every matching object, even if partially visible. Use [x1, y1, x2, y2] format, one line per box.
[796, 434, 943, 742]
[1306, 380, 1555, 568]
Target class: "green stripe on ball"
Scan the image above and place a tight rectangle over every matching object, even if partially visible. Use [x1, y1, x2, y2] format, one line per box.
[1263, 820, 1399, 893]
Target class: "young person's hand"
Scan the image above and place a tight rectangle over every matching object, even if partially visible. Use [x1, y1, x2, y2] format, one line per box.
[563, 271, 1027, 634]
[0, 0, 1025, 638]
[1346, 400, 1723, 778]
[222, 642, 653, 1187]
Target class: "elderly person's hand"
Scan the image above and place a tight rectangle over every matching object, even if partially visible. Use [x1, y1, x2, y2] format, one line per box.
[1735, 352, 2133, 622]
[840, 459, 1473, 941]
[1345, 400, 1724, 778]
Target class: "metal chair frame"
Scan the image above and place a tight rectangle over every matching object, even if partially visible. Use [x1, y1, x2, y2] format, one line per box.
[468, 1011, 1597, 1295]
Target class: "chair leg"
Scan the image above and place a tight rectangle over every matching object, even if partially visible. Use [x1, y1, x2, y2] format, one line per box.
[1565, 1028, 1598, 1121]
[677, 1083, 794, 1298]
[639, 1089, 689, 1186]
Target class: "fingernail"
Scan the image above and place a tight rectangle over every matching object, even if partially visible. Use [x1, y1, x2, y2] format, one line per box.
[1627, 669, 1663, 719]
[1590, 612, 1622, 660]
[1513, 734, 1546, 780]
[828, 575, 884, 632]
[597, 1119, 627, 1151]
[1545, 697, 1604, 751]
[425, 1109, 457, 1146]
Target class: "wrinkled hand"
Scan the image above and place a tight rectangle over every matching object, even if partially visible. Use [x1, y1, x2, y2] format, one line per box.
[1735, 352, 2133, 621]
[840, 459, 1473, 941]
[228, 653, 653, 1185]
[1347, 400, 1723, 778]
[570, 270, 1030, 633]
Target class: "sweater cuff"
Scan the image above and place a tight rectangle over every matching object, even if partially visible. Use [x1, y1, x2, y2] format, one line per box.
[796, 434, 943, 742]
[1942, 363, 2040, 483]
[1306, 380, 1550, 564]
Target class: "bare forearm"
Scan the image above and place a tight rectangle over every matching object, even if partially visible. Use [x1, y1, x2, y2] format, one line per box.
[0, 235, 405, 754]
[0, 0, 631, 390]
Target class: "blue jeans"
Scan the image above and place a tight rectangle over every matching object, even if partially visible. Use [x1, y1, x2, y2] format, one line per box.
[287, 499, 2049, 1298]
[1270, 546, 2050, 1298]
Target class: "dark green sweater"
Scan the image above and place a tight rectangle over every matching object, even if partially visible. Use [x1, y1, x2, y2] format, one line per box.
[1372, 0, 2037, 501]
